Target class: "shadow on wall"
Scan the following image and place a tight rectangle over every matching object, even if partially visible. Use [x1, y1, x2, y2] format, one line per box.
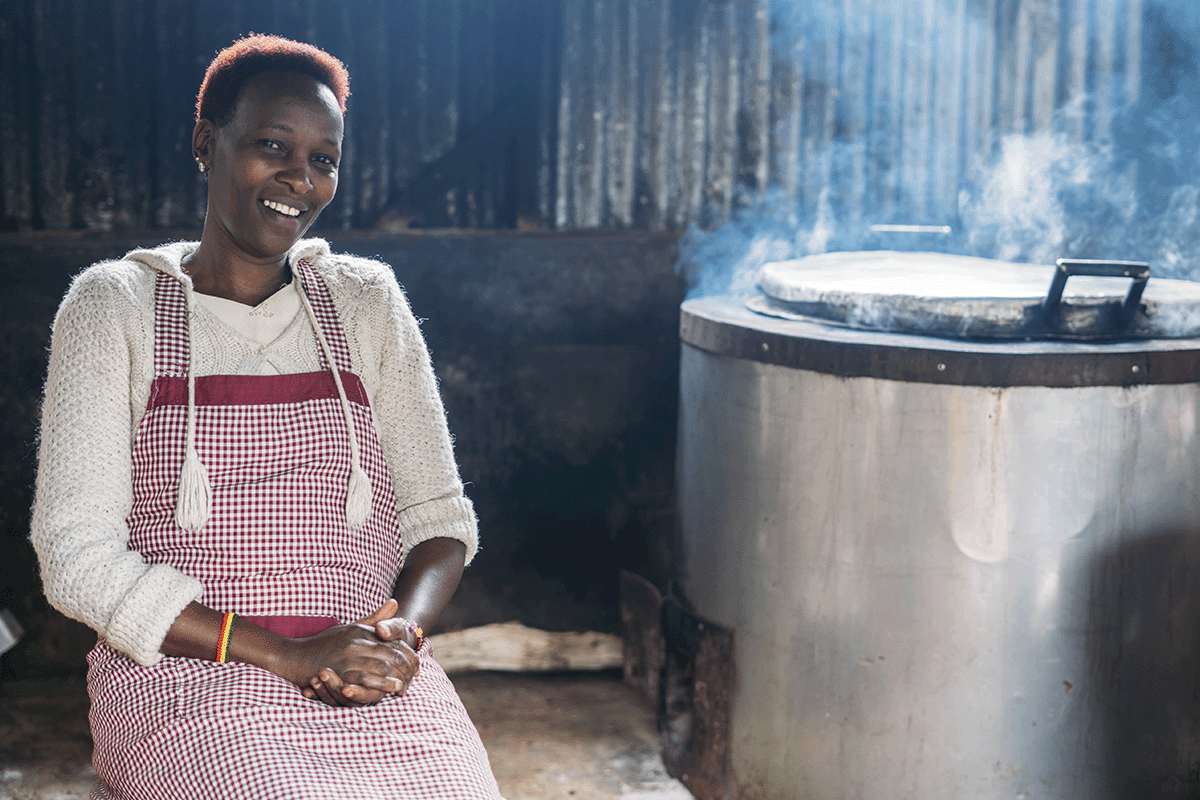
[0, 230, 684, 680]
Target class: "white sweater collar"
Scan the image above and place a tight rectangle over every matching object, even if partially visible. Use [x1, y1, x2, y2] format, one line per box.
[122, 238, 332, 282]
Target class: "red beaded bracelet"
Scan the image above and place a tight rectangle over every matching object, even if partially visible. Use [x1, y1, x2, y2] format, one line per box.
[397, 617, 426, 652]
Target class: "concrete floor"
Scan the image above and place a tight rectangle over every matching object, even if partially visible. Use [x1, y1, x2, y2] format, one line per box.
[0, 671, 692, 800]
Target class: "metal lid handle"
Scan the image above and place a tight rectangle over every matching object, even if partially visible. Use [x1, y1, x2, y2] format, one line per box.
[1042, 259, 1151, 330]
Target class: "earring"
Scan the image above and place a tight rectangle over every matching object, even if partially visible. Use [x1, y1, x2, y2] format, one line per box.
[197, 161, 207, 174]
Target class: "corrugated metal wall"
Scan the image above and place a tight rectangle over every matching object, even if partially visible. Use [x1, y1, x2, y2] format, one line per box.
[0, 0, 1152, 232]
[551, 0, 1144, 230]
[0, 0, 549, 231]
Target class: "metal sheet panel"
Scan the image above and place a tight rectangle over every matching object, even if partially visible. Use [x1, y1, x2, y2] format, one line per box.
[0, 0, 1152, 232]
[552, 0, 1146, 230]
[0, 0, 546, 231]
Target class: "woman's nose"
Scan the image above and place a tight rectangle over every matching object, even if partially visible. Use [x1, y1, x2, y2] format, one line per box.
[276, 160, 313, 193]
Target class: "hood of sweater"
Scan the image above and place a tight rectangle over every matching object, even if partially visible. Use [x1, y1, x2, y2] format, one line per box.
[122, 238, 332, 282]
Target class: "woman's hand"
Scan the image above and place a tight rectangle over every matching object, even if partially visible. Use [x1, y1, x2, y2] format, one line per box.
[300, 600, 420, 707]
[301, 538, 467, 707]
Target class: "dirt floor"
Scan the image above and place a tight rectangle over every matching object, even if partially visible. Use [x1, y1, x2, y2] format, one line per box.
[0, 670, 692, 800]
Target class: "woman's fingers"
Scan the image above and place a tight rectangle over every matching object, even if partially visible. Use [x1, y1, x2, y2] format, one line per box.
[352, 598, 398, 627]
[352, 670, 406, 696]
[304, 668, 410, 706]
[372, 619, 422, 677]
[310, 670, 355, 707]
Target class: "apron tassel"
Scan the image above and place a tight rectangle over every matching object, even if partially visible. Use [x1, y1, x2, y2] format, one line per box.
[346, 461, 372, 529]
[176, 448, 213, 531]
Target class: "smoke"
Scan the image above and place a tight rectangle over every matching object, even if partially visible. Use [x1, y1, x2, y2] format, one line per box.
[678, 0, 1200, 298]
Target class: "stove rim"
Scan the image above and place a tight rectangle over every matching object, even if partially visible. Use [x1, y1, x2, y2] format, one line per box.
[682, 295, 1200, 388]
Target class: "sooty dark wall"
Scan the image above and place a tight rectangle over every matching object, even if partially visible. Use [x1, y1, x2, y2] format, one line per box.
[0, 230, 682, 679]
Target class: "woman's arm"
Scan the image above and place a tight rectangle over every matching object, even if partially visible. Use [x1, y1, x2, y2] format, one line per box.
[162, 600, 417, 703]
[31, 265, 205, 666]
[390, 536, 468, 630]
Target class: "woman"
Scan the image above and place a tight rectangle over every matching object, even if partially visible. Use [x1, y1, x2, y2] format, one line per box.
[32, 35, 502, 799]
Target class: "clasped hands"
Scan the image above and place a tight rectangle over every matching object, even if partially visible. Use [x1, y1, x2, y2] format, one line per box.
[290, 599, 421, 708]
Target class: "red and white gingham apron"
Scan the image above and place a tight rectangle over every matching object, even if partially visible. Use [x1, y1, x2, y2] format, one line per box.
[86, 262, 501, 800]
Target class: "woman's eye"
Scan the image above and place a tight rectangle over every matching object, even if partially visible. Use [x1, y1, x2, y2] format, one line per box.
[314, 155, 338, 168]
[259, 140, 283, 151]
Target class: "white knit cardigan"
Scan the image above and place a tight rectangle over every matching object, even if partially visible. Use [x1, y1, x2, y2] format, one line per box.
[31, 238, 478, 667]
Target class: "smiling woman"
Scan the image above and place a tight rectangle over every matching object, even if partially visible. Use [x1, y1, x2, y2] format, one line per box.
[30, 35, 502, 800]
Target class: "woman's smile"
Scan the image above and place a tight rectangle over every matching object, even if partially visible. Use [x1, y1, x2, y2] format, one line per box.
[261, 198, 304, 218]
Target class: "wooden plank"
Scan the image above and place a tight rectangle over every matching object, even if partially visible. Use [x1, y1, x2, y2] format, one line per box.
[429, 622, 623, 673]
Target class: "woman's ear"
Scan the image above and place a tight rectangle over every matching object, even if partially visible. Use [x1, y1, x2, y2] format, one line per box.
[192, 119, 215, 170]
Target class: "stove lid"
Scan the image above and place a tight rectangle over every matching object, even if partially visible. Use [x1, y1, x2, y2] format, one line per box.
[751, 251, 1200, 341]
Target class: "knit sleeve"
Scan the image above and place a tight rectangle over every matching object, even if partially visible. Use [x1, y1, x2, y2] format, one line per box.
[349, 264, 479, 564]
[30, 266, 203, 667]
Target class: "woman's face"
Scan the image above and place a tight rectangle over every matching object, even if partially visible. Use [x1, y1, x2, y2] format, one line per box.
[196, 70, 343, 261]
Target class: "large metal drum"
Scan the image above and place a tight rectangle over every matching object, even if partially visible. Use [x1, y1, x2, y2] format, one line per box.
[676, 252, 1200, 799]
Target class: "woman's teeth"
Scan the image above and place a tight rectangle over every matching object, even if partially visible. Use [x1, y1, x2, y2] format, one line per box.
[262, 199, 301, 217]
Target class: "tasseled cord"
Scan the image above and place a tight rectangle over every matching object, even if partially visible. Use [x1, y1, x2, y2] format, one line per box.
[173, 273, 372, 532]
[298, 281, 373, 530]
[176, 283, 213, 532]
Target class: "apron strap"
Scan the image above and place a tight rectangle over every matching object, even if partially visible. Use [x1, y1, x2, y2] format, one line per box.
[153, 271, 190, 378]
[295, 259, 354, 374]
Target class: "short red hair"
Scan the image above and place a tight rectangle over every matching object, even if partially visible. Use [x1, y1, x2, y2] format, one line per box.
[196, 34, 350, 126]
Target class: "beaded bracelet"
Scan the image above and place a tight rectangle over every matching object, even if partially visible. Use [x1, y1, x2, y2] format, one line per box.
[397, 617, 426, 652]
[215, 612, 238, 663]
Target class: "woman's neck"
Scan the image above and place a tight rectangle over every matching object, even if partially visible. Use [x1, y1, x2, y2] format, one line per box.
[182, 242, 292, 307]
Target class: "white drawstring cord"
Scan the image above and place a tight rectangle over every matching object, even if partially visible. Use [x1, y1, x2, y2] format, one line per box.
[175, 282, 213, 532]
[297, 275, 372, 530]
